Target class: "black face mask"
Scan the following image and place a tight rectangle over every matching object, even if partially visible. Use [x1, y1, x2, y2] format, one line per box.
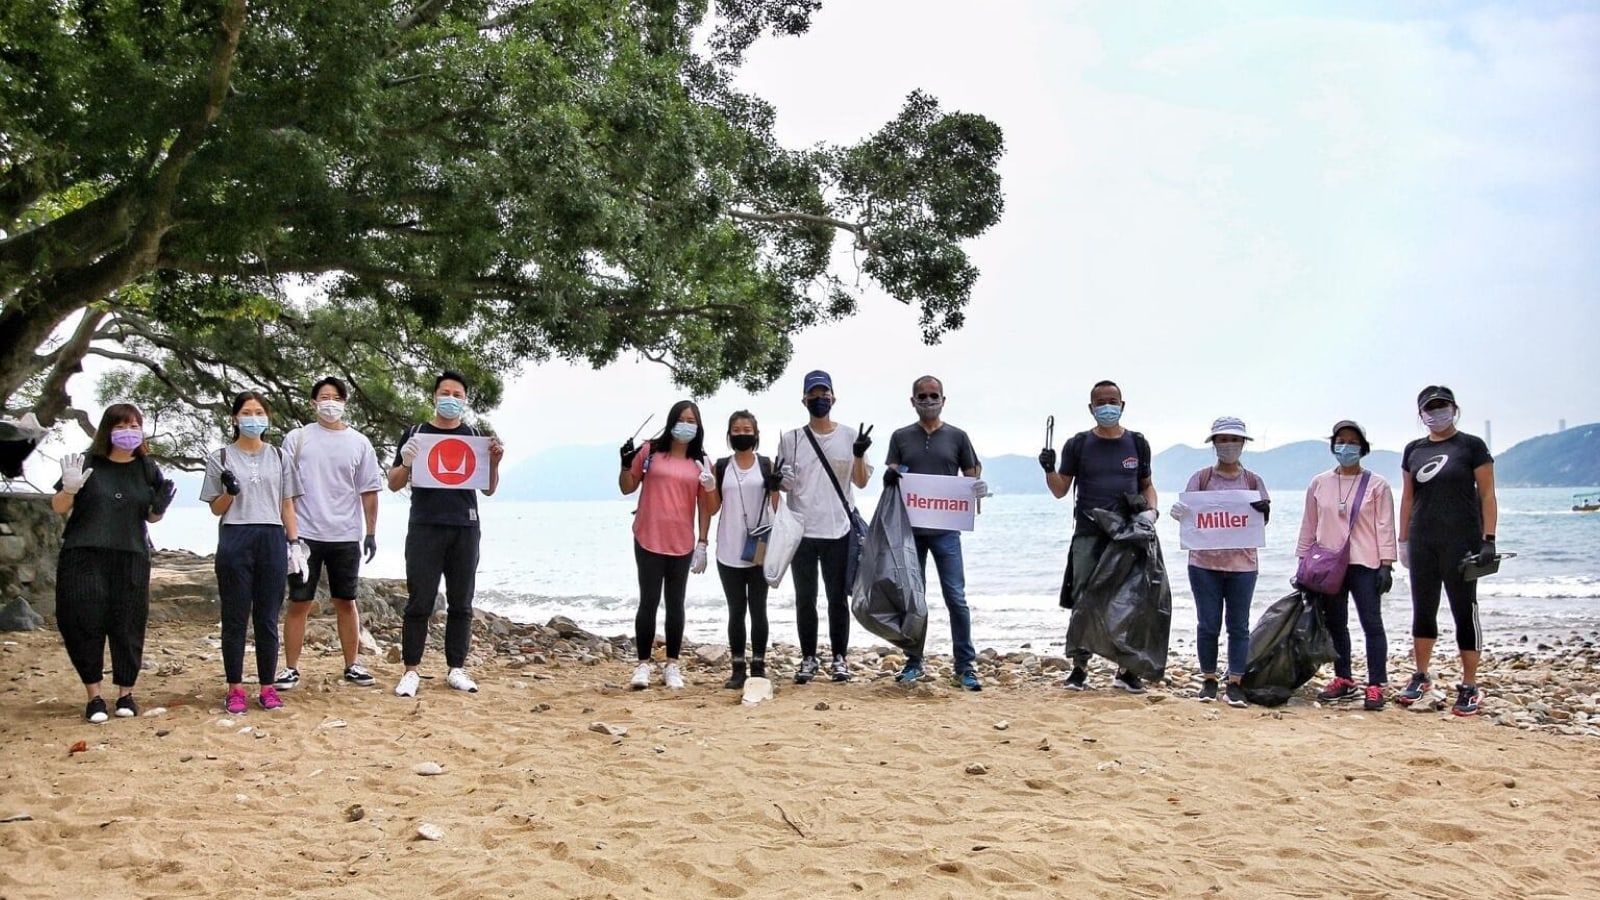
[806, 396, 833, 418]
[729, 434, 758, 452]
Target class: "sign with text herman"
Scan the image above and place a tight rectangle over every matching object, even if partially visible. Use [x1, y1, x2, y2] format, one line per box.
[1178, 489, 1266, 551]
[411, 434, 492, 491]
[898, 473, 978, 531]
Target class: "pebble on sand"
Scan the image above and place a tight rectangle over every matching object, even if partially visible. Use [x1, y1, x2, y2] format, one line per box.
[416, 823, 444, 841]
[414, 762, 444, 776]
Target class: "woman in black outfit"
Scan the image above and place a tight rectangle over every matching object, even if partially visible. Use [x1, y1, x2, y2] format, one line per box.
[51, 404, 176, 723]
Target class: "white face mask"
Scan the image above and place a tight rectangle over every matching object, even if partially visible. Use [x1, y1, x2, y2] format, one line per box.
[316, 400, 346, 423]
[1214, 443, 1243, 465]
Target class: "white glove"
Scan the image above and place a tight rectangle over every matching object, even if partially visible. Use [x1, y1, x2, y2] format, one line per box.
[1398, 541, 1409, 569]
[400, 435, 421, 468]
[60, 453, 93, 494]
[288, 539, 311, 581]
[971, 479, 991, 499]
[779, 463, 797, 491]
[1169, 501, 1191, 521]
[698, 457, 716, 491]
[690, 541, 708, 574]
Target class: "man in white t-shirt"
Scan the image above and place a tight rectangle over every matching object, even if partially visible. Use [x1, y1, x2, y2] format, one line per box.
[276, 377, 383, 689]
[775, 370, 872, 684]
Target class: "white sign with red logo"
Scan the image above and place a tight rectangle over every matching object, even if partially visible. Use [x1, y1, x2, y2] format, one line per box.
[897, 473, 978, 531]
[1178, 489, 1266, 551]
[411, 434, 492, 491]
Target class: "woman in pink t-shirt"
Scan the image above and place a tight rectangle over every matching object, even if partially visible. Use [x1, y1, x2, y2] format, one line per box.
[617, 400, 716, 691]
[1296, 420, 1398, 711]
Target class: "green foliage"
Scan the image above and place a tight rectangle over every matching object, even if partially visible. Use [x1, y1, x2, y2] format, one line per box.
[1, 0, 1004, 457]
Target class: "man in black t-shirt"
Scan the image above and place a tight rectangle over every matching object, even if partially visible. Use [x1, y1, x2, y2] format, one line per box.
[1039, 379, 1158, 693]
[386, 369, 503, 698]
[1396, 385, 1497, 717]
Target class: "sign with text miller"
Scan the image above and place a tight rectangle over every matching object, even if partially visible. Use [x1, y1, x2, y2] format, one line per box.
[897, 473, 978, 531]
[1177, 489, 1266, 551]
[411, 434, 492, 491]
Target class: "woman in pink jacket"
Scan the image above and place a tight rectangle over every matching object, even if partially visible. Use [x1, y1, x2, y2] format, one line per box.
[1296, 420, 1398, 711]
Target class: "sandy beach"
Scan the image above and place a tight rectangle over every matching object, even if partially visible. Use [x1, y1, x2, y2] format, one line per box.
[3, 608, 1599, 900]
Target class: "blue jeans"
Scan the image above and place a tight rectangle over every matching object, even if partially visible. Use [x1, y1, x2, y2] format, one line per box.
[1322, 564, 1387, 685]
[911, 531, 975, 673]
[1187, 566, 1256, 678]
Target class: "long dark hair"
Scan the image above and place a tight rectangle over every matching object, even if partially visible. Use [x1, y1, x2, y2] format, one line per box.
[229, 390, 270, 441]
[88, 404, 146, 458]
[727, 409, 759, 450]
[649, 399, 706, 460]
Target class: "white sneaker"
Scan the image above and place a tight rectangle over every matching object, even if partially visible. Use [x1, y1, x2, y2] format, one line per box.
[663, 663, 685, 690]
[394, 670, 420, 697]
[630, 662, 652, 690]
[446, 667, 478, 693]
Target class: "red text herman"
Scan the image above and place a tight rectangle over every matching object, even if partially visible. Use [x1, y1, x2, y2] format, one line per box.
[903, 494, 972, 513]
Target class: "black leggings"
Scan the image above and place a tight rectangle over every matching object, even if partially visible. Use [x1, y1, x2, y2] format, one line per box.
[791, 535, 850, 659]
[1409, 533, 1481, 652]
[635, 542, 691, 661]
[717, 562, 769, 659]
[56, 547, 150, 686]
[216, 524, 288, 686]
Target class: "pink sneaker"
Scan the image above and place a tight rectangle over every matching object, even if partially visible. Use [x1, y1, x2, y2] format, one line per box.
[225, 687, 248, 715]
[258, 686, 284, 710]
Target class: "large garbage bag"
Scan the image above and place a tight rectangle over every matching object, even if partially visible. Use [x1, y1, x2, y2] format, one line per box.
[762, 498, 806, 588]
[850, 484, 927, 654]
[1239, 591, 1338, 707]
[1063, 508, 1172, 681]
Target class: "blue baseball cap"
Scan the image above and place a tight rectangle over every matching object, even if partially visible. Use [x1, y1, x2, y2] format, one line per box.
[803, 370, 833, 393]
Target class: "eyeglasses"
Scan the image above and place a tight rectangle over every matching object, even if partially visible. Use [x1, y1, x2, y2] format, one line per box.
[915, 393, 942, 401]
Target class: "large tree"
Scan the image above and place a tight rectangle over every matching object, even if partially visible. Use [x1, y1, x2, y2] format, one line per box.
[0, 0, 1003, 463]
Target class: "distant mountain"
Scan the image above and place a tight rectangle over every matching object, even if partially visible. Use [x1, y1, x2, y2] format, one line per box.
[1493, 422, 1600, 487]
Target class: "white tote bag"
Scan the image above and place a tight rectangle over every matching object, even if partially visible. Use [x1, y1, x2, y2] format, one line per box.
[762, 497, 806, 587]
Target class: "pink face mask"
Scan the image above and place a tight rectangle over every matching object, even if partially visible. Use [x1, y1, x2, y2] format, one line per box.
[109, 429, 144, 451]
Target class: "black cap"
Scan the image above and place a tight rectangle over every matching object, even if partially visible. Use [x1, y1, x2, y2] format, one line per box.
[1416, 385, 1456, 410]
[1329, 419, 1371, 456]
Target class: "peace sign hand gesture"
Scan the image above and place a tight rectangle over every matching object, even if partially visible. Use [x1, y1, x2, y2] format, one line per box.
[852, 424, 874, 459]
[698, 456, 716, 491]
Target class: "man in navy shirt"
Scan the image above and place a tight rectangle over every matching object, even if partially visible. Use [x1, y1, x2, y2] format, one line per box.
[1040, 379, 1158, 693]
[883, 375, 988, 691]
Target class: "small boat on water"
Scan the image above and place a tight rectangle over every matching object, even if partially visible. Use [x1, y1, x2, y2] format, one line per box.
[1574, 492, 1600, 513]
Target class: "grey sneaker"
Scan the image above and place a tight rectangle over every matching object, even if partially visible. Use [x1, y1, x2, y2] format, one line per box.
[794, 656, 820, 684]
[830, 654, 850, 682]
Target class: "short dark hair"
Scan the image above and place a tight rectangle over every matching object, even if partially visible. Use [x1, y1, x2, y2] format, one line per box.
[1090, 379, 1121, 400]
[311, 376, 348, 401]
[433, 369, 470, 396]
[727, 410, 759, 449]
[911, 375, 942, 395]
[89, 403, 145, 458]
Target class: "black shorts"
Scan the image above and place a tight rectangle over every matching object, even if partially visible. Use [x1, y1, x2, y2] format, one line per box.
[288, 539, 361, 601]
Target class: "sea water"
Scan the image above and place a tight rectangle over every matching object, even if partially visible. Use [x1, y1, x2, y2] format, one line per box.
[151, 487, 1599, 657]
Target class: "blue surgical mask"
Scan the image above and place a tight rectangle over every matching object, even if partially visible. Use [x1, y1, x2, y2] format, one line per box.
[806, 396, 833, 419]
[1092, 404, 1122, 427]
[435, 396, 465, 420]
[1332, 443, 1362, 467]
[671, 422, 699, 443]
[238, 416, 269, 437]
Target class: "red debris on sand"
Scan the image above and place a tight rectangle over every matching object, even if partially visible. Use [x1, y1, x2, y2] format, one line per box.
[69, 741, 88, 755]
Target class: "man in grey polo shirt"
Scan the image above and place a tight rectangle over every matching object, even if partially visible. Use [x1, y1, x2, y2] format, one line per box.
[882, 375, 989, 691]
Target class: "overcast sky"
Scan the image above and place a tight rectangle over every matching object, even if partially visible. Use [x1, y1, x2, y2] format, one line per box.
[483, 0, 1599, 467]
[42, 1, 1600, 472]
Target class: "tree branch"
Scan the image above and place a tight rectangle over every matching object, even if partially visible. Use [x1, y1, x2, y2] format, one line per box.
[725, 208, 872, 249]
[32, 309, 109, 428]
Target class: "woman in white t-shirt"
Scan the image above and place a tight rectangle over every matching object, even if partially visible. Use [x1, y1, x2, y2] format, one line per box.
[706, 411, 779, 689]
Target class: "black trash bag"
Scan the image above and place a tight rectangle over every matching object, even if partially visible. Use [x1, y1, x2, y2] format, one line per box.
[1063, 508, 1172, 681]
[1239, 591, 1338, 707]
[850, 483, 927, 654]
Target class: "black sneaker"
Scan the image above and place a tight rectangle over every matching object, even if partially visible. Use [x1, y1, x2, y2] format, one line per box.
[1063, 667, 1088, 691]
[343, 664, 375, 687]
[830, 655, 850, 683]
[1452, 683, 1481, 717]
[85, 697, 109, 724]
[274, 667, 301, 690]
[1395, 671, 1431, 706]
[1224, 682, 1249, 708]
[115, 694, 139, 718]
[794, 655, 819, 684]
[1113, 671, 1146, 694]
[1197, 678, 1219, 702]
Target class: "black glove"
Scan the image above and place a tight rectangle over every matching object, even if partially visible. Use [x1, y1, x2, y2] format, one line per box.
[763, 468, 785, 492]
[1038, 447, 1057, 473]
[1474, 539, 1496, 567]
[882, 466, 901, 488]
[1250, 498, 1271, 524]
[852, 423, 873, 459]
[363, 534, 378, 563]
[150, 478, 177, 515]
[1377, 563, 1393, 596]
[219, 469, 241, 496]
[619, 438, 640, 470]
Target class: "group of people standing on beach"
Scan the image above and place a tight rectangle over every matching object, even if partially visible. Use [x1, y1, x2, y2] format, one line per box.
[47, 365, 1496, 722]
